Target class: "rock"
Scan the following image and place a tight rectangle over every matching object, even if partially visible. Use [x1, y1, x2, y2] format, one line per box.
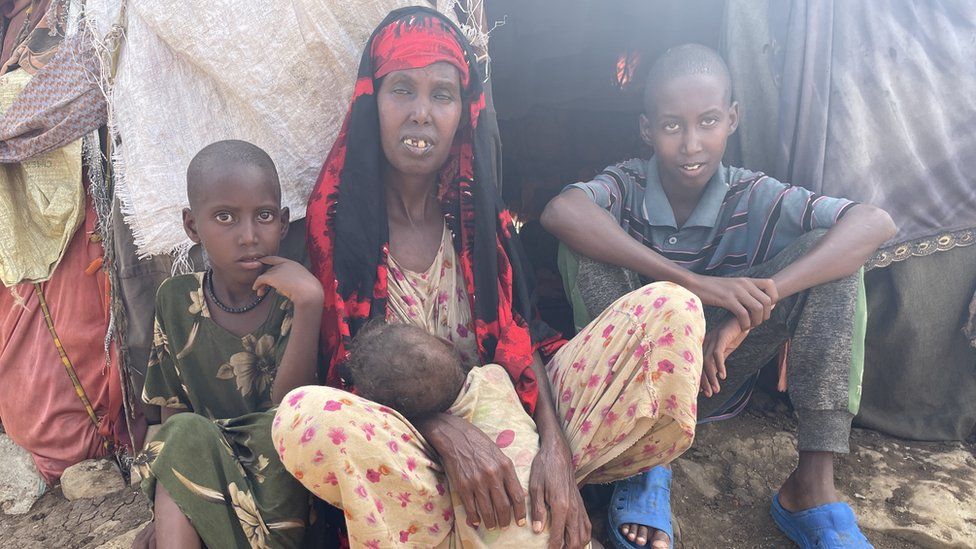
[59, 459, 125, 501]
[0, 433, 47, 515]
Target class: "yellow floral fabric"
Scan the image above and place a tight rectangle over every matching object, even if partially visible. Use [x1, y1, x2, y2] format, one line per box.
[274, 282, 705, 547]
[387, 224, 480, 369]
[0, 69, 84, 287]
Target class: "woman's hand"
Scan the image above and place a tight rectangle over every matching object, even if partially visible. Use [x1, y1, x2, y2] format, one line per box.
[529, 435, 590, 549]
[417, 413, 527, 530]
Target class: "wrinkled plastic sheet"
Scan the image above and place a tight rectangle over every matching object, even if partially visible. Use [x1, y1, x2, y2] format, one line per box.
[85, 0, 457, 259]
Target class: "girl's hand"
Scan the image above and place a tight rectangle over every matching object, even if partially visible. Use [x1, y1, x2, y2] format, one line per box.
[418, 413, 527, 530]
[529, 435, 590, 549]
[252, 256, 324, 307]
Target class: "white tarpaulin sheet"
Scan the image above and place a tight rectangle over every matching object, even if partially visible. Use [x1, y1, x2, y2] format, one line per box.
[85, 0, 458, 259]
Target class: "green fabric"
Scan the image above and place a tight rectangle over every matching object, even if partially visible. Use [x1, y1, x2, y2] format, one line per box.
[137, 273, 307, 548]
[848, 269, 867, 416]
[557, 243, 590, 332]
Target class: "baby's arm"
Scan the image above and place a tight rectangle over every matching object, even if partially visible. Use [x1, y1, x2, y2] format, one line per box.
[252, 256, 324, 405]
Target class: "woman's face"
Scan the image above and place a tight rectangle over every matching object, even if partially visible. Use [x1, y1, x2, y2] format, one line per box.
[377, 61, 463, 183]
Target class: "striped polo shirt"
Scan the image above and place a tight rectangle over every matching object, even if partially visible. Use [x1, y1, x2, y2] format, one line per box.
[565, 157, 856, 276]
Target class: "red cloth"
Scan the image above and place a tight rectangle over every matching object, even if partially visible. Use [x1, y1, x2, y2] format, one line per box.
[371, 13, 470, 88]
[0, 196, 126, 483]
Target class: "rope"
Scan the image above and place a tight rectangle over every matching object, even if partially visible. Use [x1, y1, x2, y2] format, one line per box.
[34, 282, 112, 453]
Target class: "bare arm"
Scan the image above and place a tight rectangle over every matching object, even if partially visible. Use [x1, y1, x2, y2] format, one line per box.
[771, 204, 896, 299]
[527, 350, 591, 548]
[541, 189, 695, 287]
[251, 256, 323, 405]
[542, 189, 777, 329]
[270, 299, 322, 405]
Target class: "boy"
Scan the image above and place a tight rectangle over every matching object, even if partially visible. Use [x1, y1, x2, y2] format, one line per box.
[542, 44, 895, 549]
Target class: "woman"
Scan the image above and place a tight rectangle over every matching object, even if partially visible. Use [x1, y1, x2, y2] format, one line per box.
[273, 7, 704, 548]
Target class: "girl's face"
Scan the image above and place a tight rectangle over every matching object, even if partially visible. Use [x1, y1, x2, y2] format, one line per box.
[377, 61, 463, 184]
[182, 164, 289, 285]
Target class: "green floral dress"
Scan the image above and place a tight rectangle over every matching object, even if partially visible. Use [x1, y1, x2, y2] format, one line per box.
[136, 273, 307, 549]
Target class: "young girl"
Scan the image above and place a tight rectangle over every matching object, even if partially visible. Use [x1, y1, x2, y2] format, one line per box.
[134, 140, 321, 549]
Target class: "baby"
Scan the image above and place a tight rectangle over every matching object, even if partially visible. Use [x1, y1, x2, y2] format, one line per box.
[345, 321, 466, 419]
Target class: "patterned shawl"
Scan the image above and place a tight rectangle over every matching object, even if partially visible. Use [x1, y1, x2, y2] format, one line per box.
[305, 6, 563, 413]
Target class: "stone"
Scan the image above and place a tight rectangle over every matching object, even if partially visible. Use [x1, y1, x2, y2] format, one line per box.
[0, 434, 47, 515]
[59, 459, 125, 501]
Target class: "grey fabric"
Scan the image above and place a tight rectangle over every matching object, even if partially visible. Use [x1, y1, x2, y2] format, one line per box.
[856, 244, 976, 441]
[722, 0, 976, 247]
[574, 230, 857, 453]
[113, 199, 174, 424]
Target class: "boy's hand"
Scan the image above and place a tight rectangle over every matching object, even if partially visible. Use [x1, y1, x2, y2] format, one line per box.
[252, 256, 324, 307]
[700, 318, 750, 397]
[688, 274, 777, 330]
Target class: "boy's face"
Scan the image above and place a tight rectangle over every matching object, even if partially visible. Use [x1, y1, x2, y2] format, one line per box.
[639, 73, 738, 193]
[182, 164, 288, 284]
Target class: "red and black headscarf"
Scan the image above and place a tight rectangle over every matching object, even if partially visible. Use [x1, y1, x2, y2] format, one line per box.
[305, 7, 563, 413]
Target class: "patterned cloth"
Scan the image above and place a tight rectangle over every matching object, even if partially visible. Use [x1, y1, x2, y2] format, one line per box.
[0, 68, 84, 286]
[386, 224, 479, 369]
[566, 156, 856, 275]
[137, 273, 308, 548]
[1, 0, 63, 76]
[274, 282, 705, 547]
[305, 7, 563, 414]
[0, 33, 107, 163]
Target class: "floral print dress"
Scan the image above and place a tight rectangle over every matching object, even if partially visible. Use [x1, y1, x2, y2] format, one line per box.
[136, 273, 308, 549]
[273, 226, 707, 548]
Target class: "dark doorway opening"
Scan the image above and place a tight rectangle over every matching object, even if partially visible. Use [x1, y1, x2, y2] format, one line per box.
[484, 0, 726, 334]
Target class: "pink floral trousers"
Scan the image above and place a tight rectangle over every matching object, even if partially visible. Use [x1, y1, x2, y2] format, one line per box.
[272, 282, 705, 547]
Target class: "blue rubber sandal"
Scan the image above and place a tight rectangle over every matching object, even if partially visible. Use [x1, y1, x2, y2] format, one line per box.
[608, 466, 674, 548]
[771, 493, 873, 548]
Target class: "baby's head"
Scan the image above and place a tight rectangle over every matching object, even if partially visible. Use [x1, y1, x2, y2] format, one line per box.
[346, 321, 466, 419]
[639, 44, 738, 192]
[182, 140, 289, 281]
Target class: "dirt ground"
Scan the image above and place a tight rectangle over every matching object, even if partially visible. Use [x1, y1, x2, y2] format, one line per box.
[2, 390, 973, 548]
[0, 485, 149, 549]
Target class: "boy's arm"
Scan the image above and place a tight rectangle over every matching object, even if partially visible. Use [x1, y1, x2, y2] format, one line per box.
[252, 256, 324, 405]
[770, 203, 896, 299]
[542, 189, 777, 329]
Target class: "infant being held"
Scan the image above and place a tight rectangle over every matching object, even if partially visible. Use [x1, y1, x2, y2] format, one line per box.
[345, 321, 467, 420]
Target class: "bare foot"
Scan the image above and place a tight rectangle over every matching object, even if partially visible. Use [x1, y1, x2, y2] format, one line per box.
[619, 523, 669, 548]
[777, 451, 838, 512]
